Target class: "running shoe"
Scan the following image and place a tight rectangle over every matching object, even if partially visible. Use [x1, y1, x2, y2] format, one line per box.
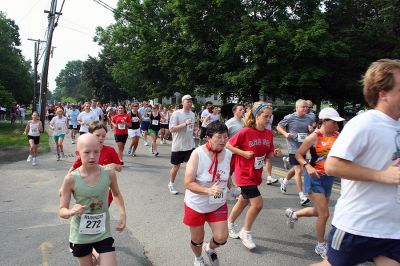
[315, 242, 327, 259]
[239, 229, 256, 250]
[32, 157, 37, 166]
[71, 140, 75, 144]
[154, 152, 159, 157]
[279, 178, 287, 193]
[168, 183, 178, 195]
[144, 141, 149, 146]
[127, 149, 131, 155]
[300, 197, 310, 206]
[282, 156, 290, 169]
[266, 176, 278, 185]
[56, 154, 61, 161]
[285, 208, 298, 229]
[132, 152, 136, 157]
[203, 242, 219, 266]
[228, 222, 240, 239]
[27, 155, 32, 162]
[193, 257, 206, 266]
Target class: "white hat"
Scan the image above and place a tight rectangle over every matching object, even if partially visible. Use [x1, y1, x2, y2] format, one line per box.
[181, 95, 193, 102]
[318, 107, 345, 122]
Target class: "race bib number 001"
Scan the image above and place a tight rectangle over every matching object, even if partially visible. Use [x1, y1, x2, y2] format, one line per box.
[297, 133, 307, 143]
[79, 212, 106, 235]
[254, 155, 265, 170]
[209, 188, 227, 204]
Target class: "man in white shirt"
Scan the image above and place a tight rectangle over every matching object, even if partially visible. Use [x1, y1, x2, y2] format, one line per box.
[313, 59, 400, 266]
[90, 99, 104, 121]
[168, 95, 196, 194]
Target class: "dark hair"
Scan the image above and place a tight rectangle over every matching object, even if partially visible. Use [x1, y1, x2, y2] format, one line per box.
[205, 101, 213, 106]
[232, 104, 244, 113]
[206, 121, 228, 138]
[88, 121, 108, 133]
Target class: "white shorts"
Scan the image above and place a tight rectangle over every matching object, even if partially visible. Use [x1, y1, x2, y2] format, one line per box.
[128, 128, 141, 138]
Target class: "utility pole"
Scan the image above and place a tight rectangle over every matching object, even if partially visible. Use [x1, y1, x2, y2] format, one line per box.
[38, 0, 62, 129]
[27, 38, 46, 112]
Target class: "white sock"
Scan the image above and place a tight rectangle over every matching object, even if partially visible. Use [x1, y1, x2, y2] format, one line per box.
[195, 256, 202, 261]
[283, 178, 288, 185]
[169, 181, 174, 185]
[299, 192, 305, 198]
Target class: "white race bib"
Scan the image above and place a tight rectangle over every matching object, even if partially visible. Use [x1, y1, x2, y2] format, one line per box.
[79, 212, 106, 235]
[118, 123, 126, 130]
[73, 124, 77, 129]
[254, 155, 265, 169]
[209, 188, 227, 204]
[297, 133, 307, 143]
[152, 120, 159, 126]
[132, 117, 139, 122]
[31, 128, 39, 133]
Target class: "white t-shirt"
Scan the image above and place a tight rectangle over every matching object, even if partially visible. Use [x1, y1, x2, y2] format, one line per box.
[78, 111, 99, 133]
[50, 116, 68, 136]
[91, 107, 103, 119]
[200, 109, 211, 128]
[329, 110, 400, 239]
[184, 146, 232, 213]
[225, 117, 243, 138]
[169, 109, 196, 152]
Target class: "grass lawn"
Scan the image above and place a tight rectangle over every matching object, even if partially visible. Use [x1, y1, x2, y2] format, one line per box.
[0, 122, 50, 151]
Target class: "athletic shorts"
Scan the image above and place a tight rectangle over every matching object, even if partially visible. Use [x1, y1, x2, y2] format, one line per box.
[69, 237, 115, 258]
[28, 135, 40, 145]
[68, 124, 80, 130]
[239, 185, 261, 199]
[79, 131, 87, 135]
[304, 171, 335, 197]
[199, 127, 207, 139]
[54, 134, 65, 142]
[148, 129, 159, 136]
[160, 123, 169, 129]
[170, 149, 194, 165]
[327, 226, 400, 265]
[289, 153, 306, 166]
[128, 128, 141, 138]
[114, 134, 128, 143]
[140, 120, 150, 131]
[183, 203, 228, 227]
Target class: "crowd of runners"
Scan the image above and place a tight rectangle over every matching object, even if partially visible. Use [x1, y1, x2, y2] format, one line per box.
[19, 59, 400, 265]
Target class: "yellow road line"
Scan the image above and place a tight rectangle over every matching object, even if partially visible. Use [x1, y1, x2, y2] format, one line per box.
[40, 241, 53, 266]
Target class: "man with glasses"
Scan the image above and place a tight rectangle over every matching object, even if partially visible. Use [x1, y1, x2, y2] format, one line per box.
[277, 99, 314, 206]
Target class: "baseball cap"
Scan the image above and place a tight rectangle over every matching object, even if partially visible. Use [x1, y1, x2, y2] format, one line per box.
[181, 95, 193, 102]
[318, 107, 345, 122]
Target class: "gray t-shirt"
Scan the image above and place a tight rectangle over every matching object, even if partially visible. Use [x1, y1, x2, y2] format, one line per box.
[169, 109, 196, 152]
[278, 112, 314, 154]
[225, 117, 243, 138]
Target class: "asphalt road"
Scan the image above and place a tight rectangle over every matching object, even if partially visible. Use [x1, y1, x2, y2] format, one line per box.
[0, 130, 347, 266]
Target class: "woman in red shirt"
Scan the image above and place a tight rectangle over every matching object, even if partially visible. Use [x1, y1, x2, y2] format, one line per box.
[111, 105, 132, 165]
[226, 102, 275, 250]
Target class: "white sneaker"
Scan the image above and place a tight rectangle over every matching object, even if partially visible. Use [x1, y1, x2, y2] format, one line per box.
[168, 183, 178, 195]
[144, 141, 149, 146]
[282, 156, 290, 169]
[71, 140, 75, 144]
[56, 154, 61, 161]
[279, 178, 287, 193]
[32, 157, 37, 166]
[285, 208, 298, 229]
[300, 196, 310, 206]
[193, 257, 206, 266]
[315, 242, 327, 259]
[266, 176, 278, 185]
[239, 229, 256, 250]
[26, 155, 32, 162]
[203, 242, 219, 266]
[228, 222, 240, 239]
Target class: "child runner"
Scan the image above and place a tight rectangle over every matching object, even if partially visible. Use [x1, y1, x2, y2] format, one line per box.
[226, 102, 275, 250]
[59, 133, 126, 266]
[24, 111, 43, 166]
[49, 108, 68, 161]
[67, 104, 80, 144]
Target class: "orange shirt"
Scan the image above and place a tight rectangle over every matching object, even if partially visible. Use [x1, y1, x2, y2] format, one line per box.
[313, 131, 338, 174]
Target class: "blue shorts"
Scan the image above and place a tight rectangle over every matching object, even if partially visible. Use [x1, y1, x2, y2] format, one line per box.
[327, 226, 400, 265]
[304, 171, 334, 197]
[140, 120, 150, 131]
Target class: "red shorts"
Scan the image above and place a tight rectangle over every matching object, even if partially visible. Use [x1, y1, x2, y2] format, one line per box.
[183, 203, 228, 227]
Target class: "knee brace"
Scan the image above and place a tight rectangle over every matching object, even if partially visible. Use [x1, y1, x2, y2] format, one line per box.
[191, 240, 203, 247]
[212, 237, 227, 246]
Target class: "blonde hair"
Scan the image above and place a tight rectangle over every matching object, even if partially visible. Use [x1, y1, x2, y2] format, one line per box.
[244, 101, 271, 128]
[362, 59, 400, 108]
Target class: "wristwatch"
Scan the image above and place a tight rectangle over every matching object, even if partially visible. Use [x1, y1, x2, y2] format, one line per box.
[303, 161, 308, 167]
